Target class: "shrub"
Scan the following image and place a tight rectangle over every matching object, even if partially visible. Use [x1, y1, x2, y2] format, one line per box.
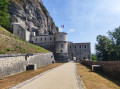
[40, 3, 47, 17]
[16, 46, 19, 48]
[56, 26, 59, 32]
[6, 48, 11, 51]
[0, 52, 6, 54]
[14, 48, 16, 51]
[0, 0, 10, 29]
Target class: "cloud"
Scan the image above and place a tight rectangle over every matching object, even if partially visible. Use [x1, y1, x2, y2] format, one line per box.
[67, 29, 75, 33]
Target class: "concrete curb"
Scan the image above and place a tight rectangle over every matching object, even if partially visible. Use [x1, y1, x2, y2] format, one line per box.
[10, 63, 66, 89]
[75, 62, 86, 89]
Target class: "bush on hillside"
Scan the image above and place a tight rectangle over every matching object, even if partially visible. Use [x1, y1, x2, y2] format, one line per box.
[0, 0, 10, 29]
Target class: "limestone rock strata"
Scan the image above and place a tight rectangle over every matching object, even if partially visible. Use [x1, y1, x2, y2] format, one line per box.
[8, 0, 57, 35]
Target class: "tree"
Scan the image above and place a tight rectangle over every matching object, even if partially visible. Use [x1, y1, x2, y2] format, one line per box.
[96, 27, 120, 61]
[0, 0, 10, 29]
[91, 54, 97, 61]
[95, 35, 112, 61]
[108, 27, 120, 60]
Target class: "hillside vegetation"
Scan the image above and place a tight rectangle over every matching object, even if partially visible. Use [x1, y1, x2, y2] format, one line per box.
[0, 0, 10, 29]
[0, 26, 50, 54]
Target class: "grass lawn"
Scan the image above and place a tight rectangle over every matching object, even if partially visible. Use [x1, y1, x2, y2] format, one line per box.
[0, 63, 63, 89]
[77, 63, 120, 89]
[0, 26, 50, 54]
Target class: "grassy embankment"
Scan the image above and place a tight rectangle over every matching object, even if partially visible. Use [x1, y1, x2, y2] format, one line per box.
[0, 26, 50, 54]
[77, 63, 120, 89]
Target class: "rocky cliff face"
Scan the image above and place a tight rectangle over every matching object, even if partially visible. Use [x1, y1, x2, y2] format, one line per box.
[8, 0, 58, 35]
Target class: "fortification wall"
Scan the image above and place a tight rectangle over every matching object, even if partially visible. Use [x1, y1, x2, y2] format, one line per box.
[81, 61, 120, 79]
[0, 53, 55, 77]
[31, 35, 55, 43]
[68, 43, 91, 60]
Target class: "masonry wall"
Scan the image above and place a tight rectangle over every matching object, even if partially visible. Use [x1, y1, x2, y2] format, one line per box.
[81, 61, 120, 79]
[0, 52, 55, 77]
[68, 43, 91, 61]
[31, 35, 55, 43]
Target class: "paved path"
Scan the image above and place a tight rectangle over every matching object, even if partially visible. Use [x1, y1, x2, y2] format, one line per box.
[17, 62, 79, 89]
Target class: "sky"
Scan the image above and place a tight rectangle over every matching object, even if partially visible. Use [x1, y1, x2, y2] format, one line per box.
[42, 0, 120, 53]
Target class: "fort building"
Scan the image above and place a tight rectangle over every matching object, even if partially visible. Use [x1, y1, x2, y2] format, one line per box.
[12, 23, 91, 62]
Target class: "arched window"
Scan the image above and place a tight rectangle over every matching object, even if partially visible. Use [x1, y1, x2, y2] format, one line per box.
[83, 57, 86, 59]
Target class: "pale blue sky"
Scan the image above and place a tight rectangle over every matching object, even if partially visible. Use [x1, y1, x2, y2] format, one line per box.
[42, 0, 120, 53]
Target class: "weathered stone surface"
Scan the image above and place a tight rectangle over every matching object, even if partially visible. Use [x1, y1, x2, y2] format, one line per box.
[0, 52, 55, 77]
[8, 0, 57, 35]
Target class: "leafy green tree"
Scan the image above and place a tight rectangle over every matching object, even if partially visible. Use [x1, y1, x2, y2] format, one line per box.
[95, 35, 112, 61]
[108, 27, 120, 60]
[0, 0, 10, 29]
[91, 54, 97, 61]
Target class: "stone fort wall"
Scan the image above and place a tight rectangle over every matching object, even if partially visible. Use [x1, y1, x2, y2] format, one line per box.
[0, 52, 55, 77]
[81, 61, 120, 79]
[68, 43, 91, 60]
[12, 23, 91, 61]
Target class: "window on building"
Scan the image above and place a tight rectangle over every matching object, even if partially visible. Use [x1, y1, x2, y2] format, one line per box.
[61, 44, 63, 48]
[35, 38, 37, 42]
[61, 50, 63, 53]
[75, 46, 76, 49]
[54, 37, 55, 41]
[50, 37, 52, 41]
[80, 46, 81, 48]
[41, 38, 42, 41]
[85, 45, 86, 48]
[45, 38, 46, 41]
[70, 46, 71, 49]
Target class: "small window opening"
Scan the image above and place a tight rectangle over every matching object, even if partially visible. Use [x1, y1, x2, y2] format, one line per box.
[80, 46, 81, 48]
[75, 46, 76, 49]
[50, 37, 52, 41]
[45, 38, 46, 41]
[61, 44, 63, 48]
[35, 38, 37, 42]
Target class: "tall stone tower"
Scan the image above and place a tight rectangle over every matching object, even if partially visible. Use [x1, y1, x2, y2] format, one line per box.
[55, 32, 68, 62]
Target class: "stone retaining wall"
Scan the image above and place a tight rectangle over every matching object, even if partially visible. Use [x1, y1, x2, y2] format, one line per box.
[0, 52, 55, 77]
[81, 61, 120, 79]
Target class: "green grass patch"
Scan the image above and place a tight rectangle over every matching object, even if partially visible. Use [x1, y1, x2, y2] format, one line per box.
[0, 26, 50, 54]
